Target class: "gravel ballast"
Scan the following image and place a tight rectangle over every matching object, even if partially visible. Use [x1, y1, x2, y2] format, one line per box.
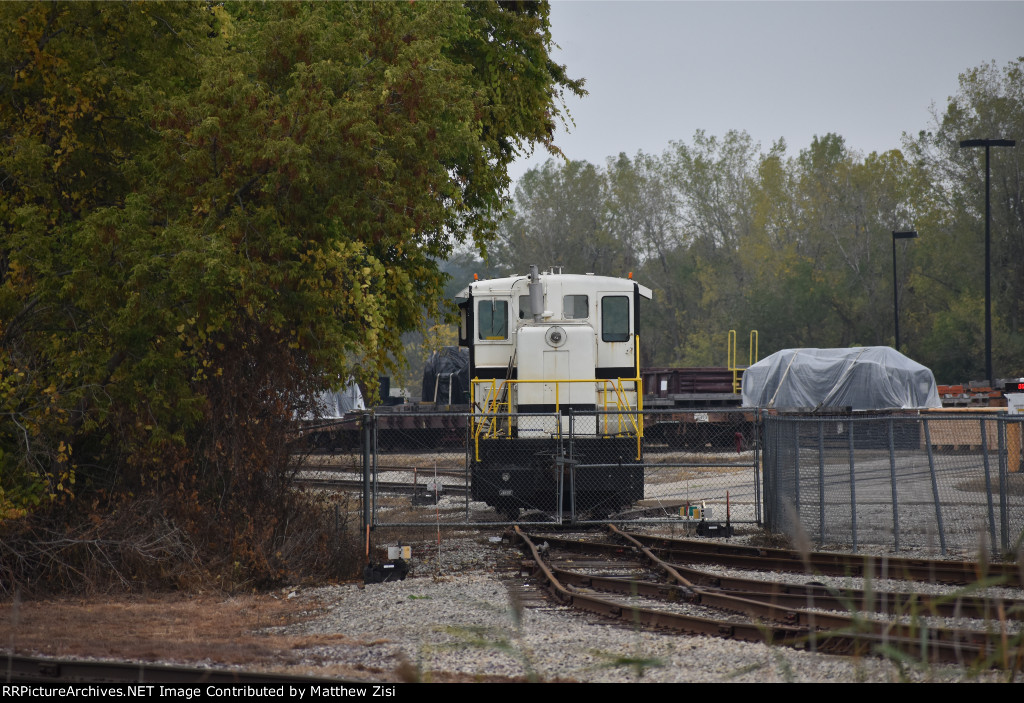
[273, 532, 1017, 683]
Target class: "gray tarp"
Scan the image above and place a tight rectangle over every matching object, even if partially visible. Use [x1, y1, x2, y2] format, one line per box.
[311, 378, 366, 419]
[741, 347, 942, 410]
[421, 346, 470, 405]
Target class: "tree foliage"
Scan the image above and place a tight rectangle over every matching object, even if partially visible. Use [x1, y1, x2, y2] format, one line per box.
[493, 59, 1023, 381]
[0, 1, 582, 590]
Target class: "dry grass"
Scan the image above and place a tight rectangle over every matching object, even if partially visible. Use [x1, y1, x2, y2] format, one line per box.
[374, 454, 465, 470]
[644, 465, 749, 485]
[0, 589, 506, 681]
[957, 473, 1024, 496]
[645, 449, 755, 464]
[302, 452, 466, 472]
[0, 528, 524, 683]
[1, 591, 345, 673]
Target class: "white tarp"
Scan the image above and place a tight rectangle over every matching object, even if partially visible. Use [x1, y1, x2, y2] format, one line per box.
[311, 377, 366, 418]
[741, 347, 942, 410]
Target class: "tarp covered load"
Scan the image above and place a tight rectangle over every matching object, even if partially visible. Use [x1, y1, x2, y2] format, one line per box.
[310, 377, 366, 419]
[421, 346, 470, 405]
[741, 347, 942, 410]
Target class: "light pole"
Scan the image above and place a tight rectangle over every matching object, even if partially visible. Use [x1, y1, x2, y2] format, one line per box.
[959, 138, 1016, 384]
[892, 230, 918, 351]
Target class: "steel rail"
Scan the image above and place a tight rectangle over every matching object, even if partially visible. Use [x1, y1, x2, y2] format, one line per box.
[514, 527, 817, 649]
[294, 476, 468, 496]
[516, 529, 997, 664]
[684, 585, 1020, 621]
[521, 531, 1023, 619]
[547, 569, 1011, 621]
[301, 462, 465, 479]
[607, 526, 1000, 658]
[620, 530, 1023, 586]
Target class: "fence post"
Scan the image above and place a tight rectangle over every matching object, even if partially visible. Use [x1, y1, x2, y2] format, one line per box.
[981, 417, 998, 555]
[888, 417, 901, 552]
[372, 411, 379, 522]
[999, 418, 1009, 553]
[362, 412, 372, 534]
[754, 409, 762, 526]
[465, 409, 472, 523]
[761, 413, 773, 530]
[847, 418, 858, 553]
[818, 420, 825, 547]
[793, 419, 801, 531]
[769, 414, 778, 530]
[566, 408, 574, 524]
[922, 417, 947, 555]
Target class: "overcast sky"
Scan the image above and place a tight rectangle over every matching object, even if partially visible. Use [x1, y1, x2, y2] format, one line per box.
[508, 0, 1024, 183]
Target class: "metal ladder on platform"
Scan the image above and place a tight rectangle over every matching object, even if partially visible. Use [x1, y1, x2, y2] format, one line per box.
[728, 330, 759, 395]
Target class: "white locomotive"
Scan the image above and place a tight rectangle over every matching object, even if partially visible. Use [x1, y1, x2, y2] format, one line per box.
[456, 265, 652, 519]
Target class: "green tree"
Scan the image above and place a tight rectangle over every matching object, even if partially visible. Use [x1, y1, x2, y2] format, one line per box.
[904, 59, 1024, 380]
[1, 1, 213, 521]
[605, 151, 683, 364]
[661, 131, 759, 365]
[0, 1, 583, 589]
[487, 60, 1024, 385]
[493, 158, 630, 275]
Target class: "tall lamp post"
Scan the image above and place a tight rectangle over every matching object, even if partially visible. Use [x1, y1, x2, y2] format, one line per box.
[892, 230, 918, 351]
[959, 138, 1016, 384]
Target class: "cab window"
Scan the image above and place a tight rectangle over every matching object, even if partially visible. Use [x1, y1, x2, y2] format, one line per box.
[519, 295, 531, 320]
[601, 296, 629, 342]
[478, 300, 508, 340]
[563, 295, 589, 319]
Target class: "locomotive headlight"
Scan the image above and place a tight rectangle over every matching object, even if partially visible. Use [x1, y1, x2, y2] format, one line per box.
[501, 472, 510, 482]
[545, 325, 567, 348]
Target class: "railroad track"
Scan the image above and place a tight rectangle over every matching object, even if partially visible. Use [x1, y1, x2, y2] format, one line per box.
[295, 475, 469, 497]
[514, 526, 1023, 667]
[616, 530, 1024, 586]
[301, 461, 466, 480]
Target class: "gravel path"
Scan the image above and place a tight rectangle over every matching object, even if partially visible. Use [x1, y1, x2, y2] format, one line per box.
[273, 533, 1016, 683]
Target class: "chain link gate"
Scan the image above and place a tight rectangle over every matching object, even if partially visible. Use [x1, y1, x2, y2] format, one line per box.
[470, 412, 566, 522]
[636, 408, 761, 525]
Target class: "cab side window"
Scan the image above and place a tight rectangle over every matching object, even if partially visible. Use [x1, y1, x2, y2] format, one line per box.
[478, 300, 508, 340]
[601, 296, 629, 342]
[563, 294, 589, 319]
[518, 295, 531, 320]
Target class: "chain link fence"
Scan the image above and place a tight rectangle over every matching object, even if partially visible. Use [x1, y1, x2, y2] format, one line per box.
[763, 412, 1024, 556]
[300, 408, 1024, 556]
[301, 407, 760, 527]
[617, 409, 760, 525]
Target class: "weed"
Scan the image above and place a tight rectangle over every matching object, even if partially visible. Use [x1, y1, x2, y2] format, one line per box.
[797, 546, 1024, 682]
[416, 586, 543, 681]
[768, 647, 797, 682]
[437, 624, 542, 682]
[393, 654, 423, 683]
[578, 573, 667, 680]
[725, 661, 765, 680]
[594, 652, 665, 679]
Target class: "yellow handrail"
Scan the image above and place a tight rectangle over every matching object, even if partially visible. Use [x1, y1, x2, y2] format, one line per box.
[728, 329, 759, 394]
[471, 334, 645, 461]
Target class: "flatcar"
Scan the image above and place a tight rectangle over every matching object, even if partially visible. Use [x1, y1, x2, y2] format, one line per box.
[456, 265, 652, 518]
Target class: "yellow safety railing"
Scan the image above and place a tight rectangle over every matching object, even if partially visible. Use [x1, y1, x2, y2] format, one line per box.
[728, 329, 758, 394]
[471, 335, 644, 461]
